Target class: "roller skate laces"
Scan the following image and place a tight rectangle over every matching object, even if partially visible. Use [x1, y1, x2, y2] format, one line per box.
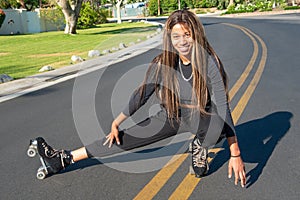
[191, 137, 209, 178]
[36, 137, 73, 173]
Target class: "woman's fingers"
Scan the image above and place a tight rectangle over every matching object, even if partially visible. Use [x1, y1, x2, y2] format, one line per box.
[240, 167, 246, 187]
[234, 171, 239, 185]
[115, 135, 120, 145]
[228, 163, 233, 179]
[103, 132, 120, 148]
[103, 137, 110, 146]
[103, 133, 113, 147]
[109, 138, 113, 148]
[234, 169, 245, 186]
[228, 158, 246, 187]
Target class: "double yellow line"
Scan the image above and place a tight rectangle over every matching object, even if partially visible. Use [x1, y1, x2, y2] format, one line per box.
[133, 23, 268, 200]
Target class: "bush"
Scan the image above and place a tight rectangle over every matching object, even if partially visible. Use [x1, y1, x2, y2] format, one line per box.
[197, 0, 218, 8]
[40, 8, 65, 31]
[254, 0, 273, 12]
[284, 6, 300, 10]
[148, 0, 159, 16]
[195, 9, 207, 14]
[224, 4, 236, 13]
[245, 3, 257, 12]
[0, 9, 5, 29]
[223, 2, 258, 14]
[161, 0, 178, 14]
[95, 8, 108, 24]
[217, 0, 230, 10]
[77, 2, 107, 29]
[148, 0, 177, 16]
[78, 2, 98, 29]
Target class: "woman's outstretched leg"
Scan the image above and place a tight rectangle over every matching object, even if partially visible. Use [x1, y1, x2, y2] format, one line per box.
[35, 137, 91, 175]
[71, 147, 89, 162]
[35, 111, 181, 176]
[85, 110, 180, 158]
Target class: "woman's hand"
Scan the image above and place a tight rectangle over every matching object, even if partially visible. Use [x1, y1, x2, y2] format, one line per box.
[228, 156, 246, 187]
[227, 136, 246, 187]
[103, 113, 128, 148]
[103, 122, 120, 148]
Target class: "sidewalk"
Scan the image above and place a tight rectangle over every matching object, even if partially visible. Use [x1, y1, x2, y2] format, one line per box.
[217, 8, 300, 18]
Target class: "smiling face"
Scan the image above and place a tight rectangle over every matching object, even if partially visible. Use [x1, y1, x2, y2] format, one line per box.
[170, 23, 194, 61]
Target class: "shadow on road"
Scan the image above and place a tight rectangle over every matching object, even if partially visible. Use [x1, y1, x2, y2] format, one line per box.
[62, 111, 292, 188]
[208, 111, 293, 188]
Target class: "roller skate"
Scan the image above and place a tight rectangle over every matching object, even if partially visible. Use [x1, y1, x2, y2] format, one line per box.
[27, 137, 73, 179]
[189, 137, 209, 178]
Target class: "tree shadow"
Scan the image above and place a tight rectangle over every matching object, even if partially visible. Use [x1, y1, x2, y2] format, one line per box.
[87, 27, 156, 35]
[203, 22, 221, 27]
[208, 111, 293, 188]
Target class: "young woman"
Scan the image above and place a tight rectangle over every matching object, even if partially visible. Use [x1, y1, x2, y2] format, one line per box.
[35, 10, 246, 187]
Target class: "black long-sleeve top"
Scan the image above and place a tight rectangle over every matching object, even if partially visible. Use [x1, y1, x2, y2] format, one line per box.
[122, 55, 236, 137]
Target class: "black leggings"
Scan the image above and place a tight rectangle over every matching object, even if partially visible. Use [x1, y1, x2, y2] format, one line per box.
[85, 108, 229, 158]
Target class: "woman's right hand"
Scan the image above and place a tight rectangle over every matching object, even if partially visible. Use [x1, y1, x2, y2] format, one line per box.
[103, 122, 120, 148]
[103, 113, 128, 148]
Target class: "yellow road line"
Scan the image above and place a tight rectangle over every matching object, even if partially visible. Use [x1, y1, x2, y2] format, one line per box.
[133, 153, 189, 200]
[225, 23, 259, 101]
[231, 26, 267, 124]
[133, 24, 267, 200]
[168, 25, 268, 200]
[168, 153, 216, 200]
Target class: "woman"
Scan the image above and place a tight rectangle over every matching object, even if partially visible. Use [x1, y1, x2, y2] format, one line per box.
[35, 10, 246, 187]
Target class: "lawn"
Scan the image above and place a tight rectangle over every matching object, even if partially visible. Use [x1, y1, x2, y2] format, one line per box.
[0, 22, 158, 79]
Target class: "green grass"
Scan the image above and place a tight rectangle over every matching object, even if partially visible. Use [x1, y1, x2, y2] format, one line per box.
[0, 22, 157, 79]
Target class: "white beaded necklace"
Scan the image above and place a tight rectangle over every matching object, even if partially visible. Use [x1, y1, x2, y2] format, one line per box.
[178, 59, 193, 81]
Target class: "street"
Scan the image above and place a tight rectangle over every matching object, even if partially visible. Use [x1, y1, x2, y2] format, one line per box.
[0, 13, 299, 199]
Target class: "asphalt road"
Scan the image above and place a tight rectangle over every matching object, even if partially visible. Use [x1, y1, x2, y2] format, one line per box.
[0, 13, 299, 200]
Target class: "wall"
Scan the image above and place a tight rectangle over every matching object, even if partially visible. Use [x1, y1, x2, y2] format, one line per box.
[0, 9, 65, 35]
[113, 7, 145, 18]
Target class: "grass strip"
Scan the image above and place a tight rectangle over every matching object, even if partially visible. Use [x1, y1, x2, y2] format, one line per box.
[0, 22, 157, 79]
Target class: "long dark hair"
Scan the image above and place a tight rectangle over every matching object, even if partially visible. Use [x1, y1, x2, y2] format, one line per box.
[140, 10, 228, 121]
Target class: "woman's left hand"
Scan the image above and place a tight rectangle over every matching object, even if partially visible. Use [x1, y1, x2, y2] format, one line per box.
[228, 156, 246, 187]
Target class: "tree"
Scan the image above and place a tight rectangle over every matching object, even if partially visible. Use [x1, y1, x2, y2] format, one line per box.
[158, 0, 160, 15]
[0, 0, 51, 9]
[0, 0, 17, 9]
[0, 9, 5, 29]
[56, 0, 83, 34]
[0, 0, 38, 10]
[116, 0, 122, 23]
[19, 0, 39, 10]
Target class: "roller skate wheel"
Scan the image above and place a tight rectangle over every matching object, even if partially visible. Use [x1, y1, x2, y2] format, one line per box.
[189, 165, 195, 175]
[37, 170, 46, 180]
[27, 148, 36, 157]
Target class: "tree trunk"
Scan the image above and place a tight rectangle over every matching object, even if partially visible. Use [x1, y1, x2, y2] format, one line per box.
[158, 0, 160, 16]
[229, 0, 234, 6]
[56, 0, 83, 34]
[116, 0, 122, 24]
[19, 0, 33, 11]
